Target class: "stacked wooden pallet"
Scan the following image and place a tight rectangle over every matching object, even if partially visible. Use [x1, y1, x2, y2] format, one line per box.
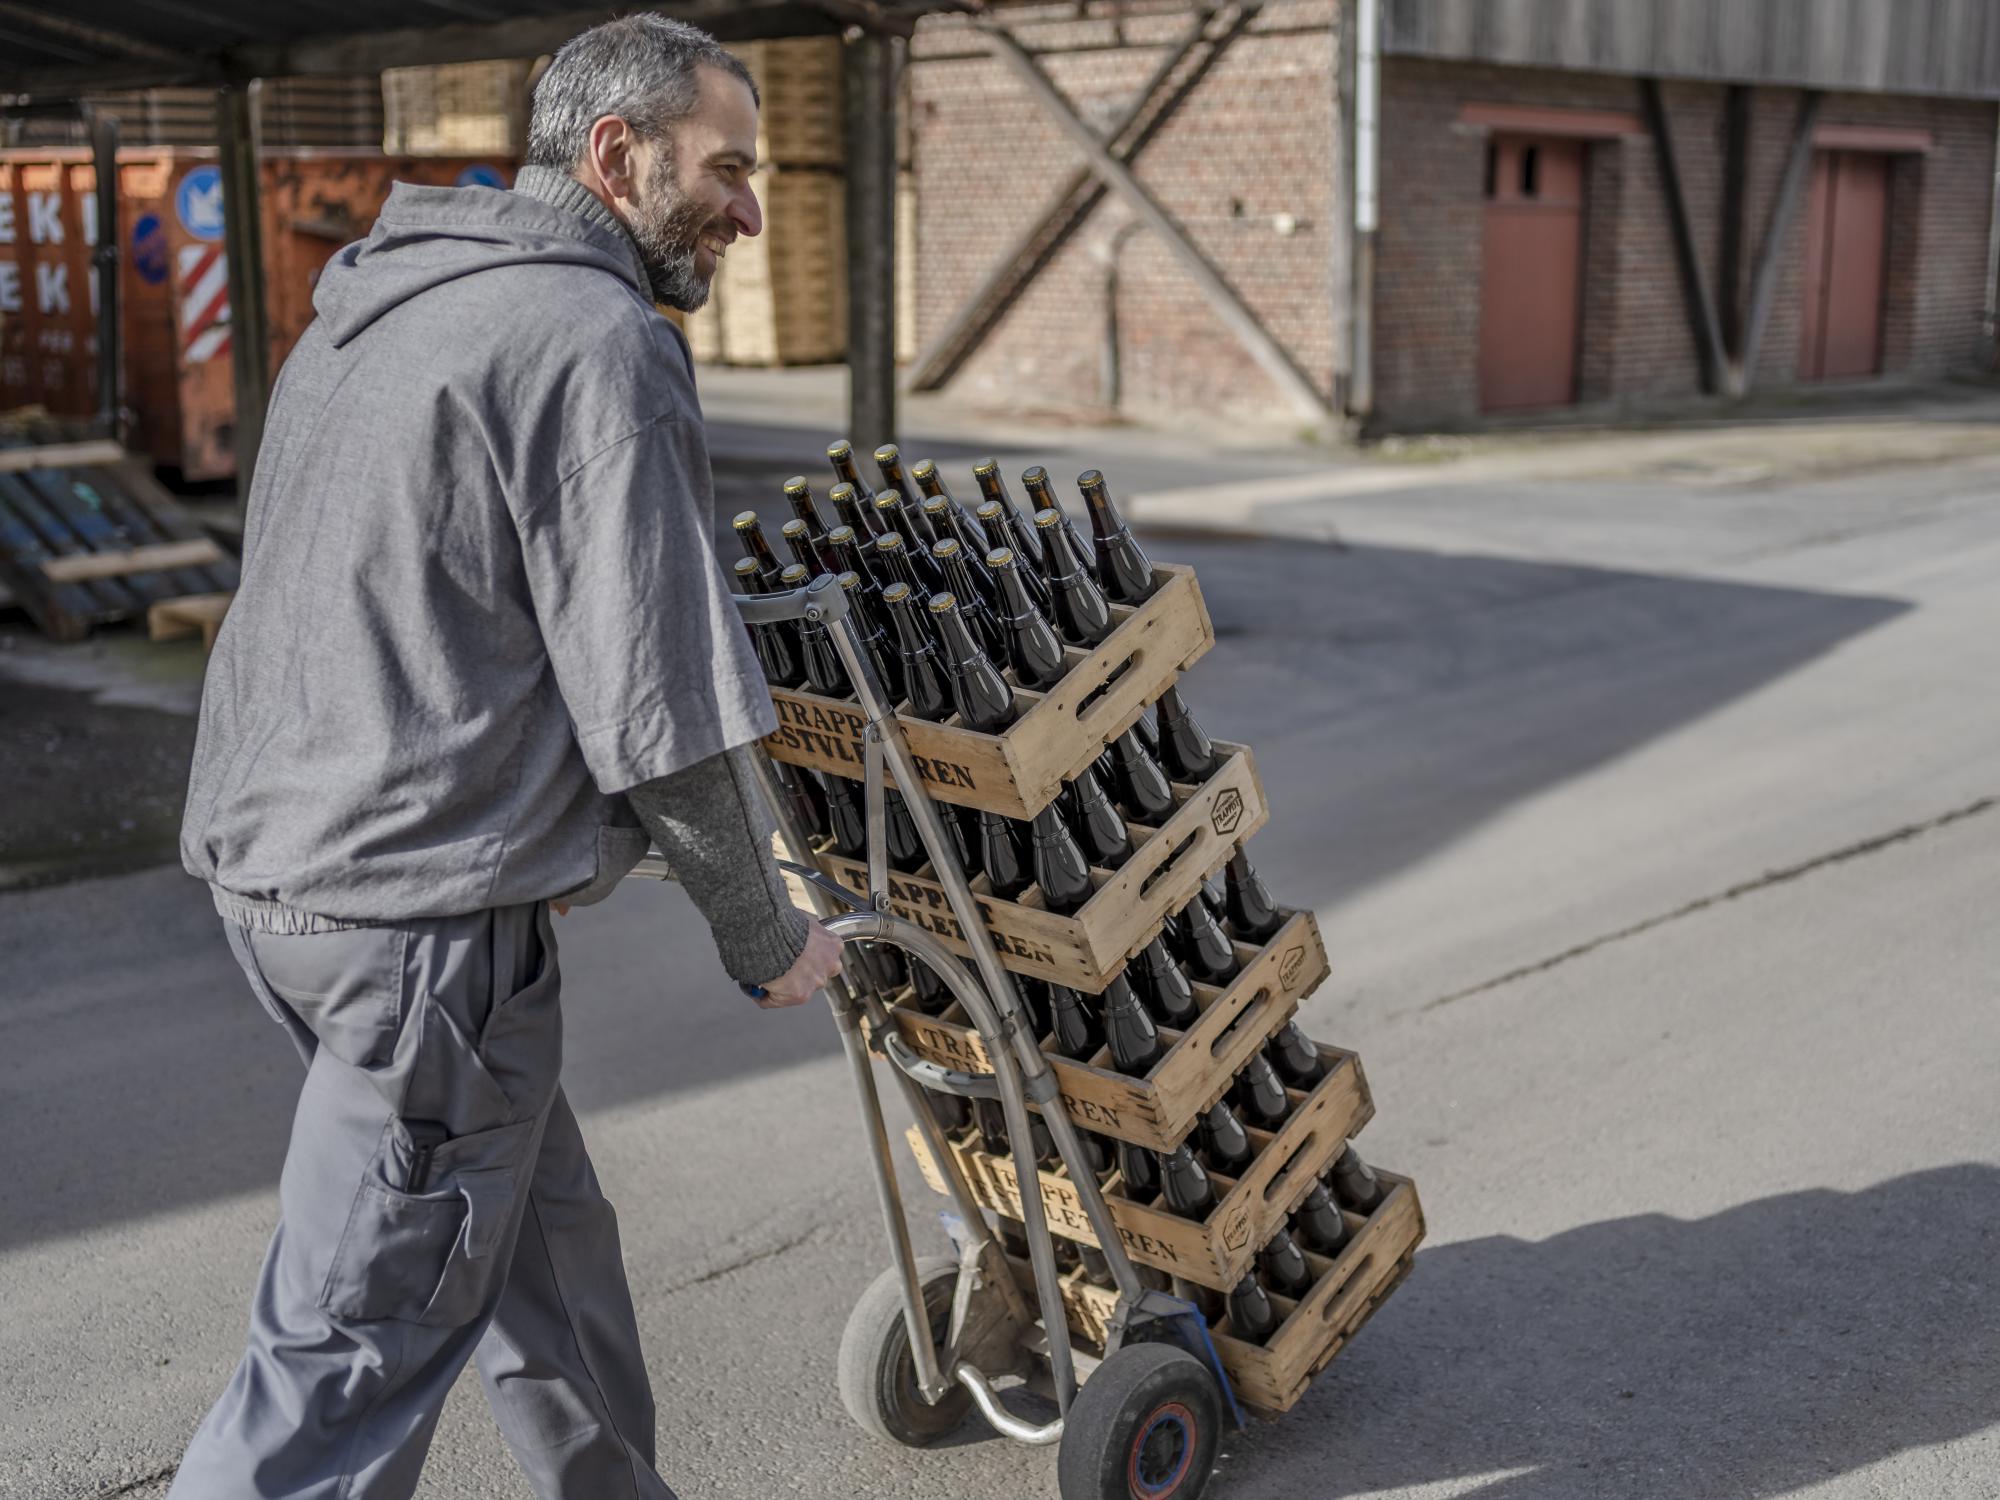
[759, 451, 1423, 1418]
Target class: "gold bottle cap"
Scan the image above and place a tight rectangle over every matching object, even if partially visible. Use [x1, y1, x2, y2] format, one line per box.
[882, 581, 912, 604]
[876, 531, 904, 553]
[827, 439, 852, 460]
[732, 510, 761, 531]
[911, 458, 936, 481]
[926, 591, 959, 613]
[976, 499, 1003, 518]
[828, 524, 856, 544]
[922, 494, 950, 512]
[1078, 469, 1104, 490]
[779, 563, 809, 585]
[874, 443, 901, 465]
[986, 547, 1015, 568]
[972, 457, 998, 477]
[837, 570, 862, 590]
[1033, 507, 1063, 528]
[1023, 465, 1049, 484]
[783, 476, 810, 497]
[933, 537, 960, 557]
[731, 556, 759, 575]
[873, 489, 902, 510]
[780, 518, 808, 537]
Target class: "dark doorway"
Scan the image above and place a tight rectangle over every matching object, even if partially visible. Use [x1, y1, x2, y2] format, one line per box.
[1799, 150, 1890, 380]
[1478, 136, 1586, 411]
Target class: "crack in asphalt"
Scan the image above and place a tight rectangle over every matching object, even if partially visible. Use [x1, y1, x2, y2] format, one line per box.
[87, 1465, 177, 1498]
[670, 1225, 821, 1294]
[1416, 793, 1999, 1014]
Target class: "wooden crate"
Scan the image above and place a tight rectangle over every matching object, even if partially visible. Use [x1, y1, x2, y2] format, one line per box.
[882, 910, 1330, 1150]
[381, 61, 529, 156]
[764, 563, 1214, 820]
[1061, 1172, 1424, 1415]
[738, 37, 844, 169]
[905, 1045, 1372, 1290]
[788, 743, 1266, 989]
[711, 168, 846, 366]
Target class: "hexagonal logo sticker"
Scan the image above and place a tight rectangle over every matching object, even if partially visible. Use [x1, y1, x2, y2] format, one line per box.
[1220, 1207, 1252, 1253]
[1210, 788, 1244, 837]
[1279, 944, 1306, 989]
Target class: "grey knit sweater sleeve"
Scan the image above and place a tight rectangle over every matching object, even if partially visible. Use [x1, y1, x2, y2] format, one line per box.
[626, 747, 811, 985]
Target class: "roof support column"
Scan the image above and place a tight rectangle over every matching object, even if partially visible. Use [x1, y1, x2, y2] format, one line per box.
[215, 82, 270, 506]
[844, 29, 899, 448]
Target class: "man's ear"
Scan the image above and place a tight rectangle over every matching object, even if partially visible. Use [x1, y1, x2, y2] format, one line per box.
[587, 114, 638, 203]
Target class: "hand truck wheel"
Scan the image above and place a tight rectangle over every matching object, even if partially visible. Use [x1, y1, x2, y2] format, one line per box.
[1057, 1342, 1221, 1500]
[837, 1255, 972, 1446]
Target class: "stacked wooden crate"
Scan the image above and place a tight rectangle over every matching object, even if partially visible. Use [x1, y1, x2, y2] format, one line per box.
[381, 61, 531, 156]
[764, 483, 1423, 1416]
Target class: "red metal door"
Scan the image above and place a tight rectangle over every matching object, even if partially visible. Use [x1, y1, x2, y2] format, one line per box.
[1799, 150, 1888, 380]
[1478, 136, 1585, 412]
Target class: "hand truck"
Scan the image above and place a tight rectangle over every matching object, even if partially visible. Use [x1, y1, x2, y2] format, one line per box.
[633, 572, 1243, 1499]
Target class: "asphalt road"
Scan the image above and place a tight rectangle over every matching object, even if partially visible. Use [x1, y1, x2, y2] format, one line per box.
[3, 420, 1997, 1499]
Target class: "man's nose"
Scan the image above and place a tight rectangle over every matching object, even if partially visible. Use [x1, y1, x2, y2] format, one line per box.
[731, 185, 763, 239]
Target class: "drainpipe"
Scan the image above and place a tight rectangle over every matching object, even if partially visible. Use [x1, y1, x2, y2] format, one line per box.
[1986, 101, 2000, 368]
[1099, 220, 1146, 411]
[1348, 0, 1380, 420]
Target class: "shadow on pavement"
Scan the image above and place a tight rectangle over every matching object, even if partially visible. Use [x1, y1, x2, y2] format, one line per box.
[1222, 1164, 2000, 1498]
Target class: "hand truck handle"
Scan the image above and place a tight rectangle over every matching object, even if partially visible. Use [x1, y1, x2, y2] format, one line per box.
[880, 1032, 1003, 1099]
[731, 571, 851, 628]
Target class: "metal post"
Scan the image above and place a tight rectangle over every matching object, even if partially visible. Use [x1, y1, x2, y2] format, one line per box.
[844, 31, 898, 447]
[215, 82, 270, 506]
[83, 105, 122, 440]
[1348, 0, 1379, 420]
[1639, 76, 1726, 396]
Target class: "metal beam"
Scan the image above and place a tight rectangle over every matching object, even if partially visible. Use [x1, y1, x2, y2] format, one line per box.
[1717, 84, 1751, 356]
[845, 32, 899, 447]
[0, 3, 186, 65]
[1638, 76, 1727, 396]
[1737, 90, 1823, 392]
[907, 5, 1255, 394]
[215, 85, 270, 504]
[978, 22, 1332, 422]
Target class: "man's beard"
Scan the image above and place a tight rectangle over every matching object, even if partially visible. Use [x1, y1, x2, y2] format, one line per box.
[628, 150, 722, 312]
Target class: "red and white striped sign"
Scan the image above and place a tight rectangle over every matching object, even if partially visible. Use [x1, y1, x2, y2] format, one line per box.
[176, 242, 231, 364]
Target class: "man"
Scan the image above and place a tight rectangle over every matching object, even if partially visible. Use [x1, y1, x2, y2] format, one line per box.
[171, 17, 840, 1498]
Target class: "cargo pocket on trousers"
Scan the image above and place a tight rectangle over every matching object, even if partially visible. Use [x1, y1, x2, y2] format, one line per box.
[320, 1114, 538, 1327]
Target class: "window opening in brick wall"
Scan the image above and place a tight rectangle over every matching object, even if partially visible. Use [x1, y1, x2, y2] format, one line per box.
[1520, 145, 1540, 198]
[1484, 141, 1498, 199]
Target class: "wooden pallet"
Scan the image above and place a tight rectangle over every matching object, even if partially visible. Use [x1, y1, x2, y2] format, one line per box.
[763, 563, 1215, 820]
[0, 444, 239, 641]
[148, 591, 234, 649]
[788, 743, 1267, 989]
[883, 910, 1330, 1150]
[1061, 1172, 1425, 1415]
[906, 1045, 1372, 1290]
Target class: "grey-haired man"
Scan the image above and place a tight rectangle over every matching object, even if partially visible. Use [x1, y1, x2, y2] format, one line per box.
[169, 17, 839, 1498]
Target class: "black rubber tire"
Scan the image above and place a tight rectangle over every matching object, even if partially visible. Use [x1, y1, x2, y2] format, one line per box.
[837, 1256, 973, 1446]
[1057, 1342, 1222, 1500]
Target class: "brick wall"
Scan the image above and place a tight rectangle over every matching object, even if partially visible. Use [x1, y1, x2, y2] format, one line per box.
[907, 0, 1340, 425]
[1376, 58, 1998, 426]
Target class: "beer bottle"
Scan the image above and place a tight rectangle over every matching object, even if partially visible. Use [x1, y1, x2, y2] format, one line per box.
[1154, 683, 1218, 783]
[780, 517, 827, 576]
[1101, 974, 1164, 1076]
[1030, 802, 1095, 914]
[993, 1215, 1031, 1259]
[929, 592, 1015, 733]
[731, 557, 803, 688]
[1048, 983, 1101, 1059]
[829, 479, 884, 545]
[836, 569, 903, 707]
[820, 771, 868, 859]
[974, 1096, 1010, 1156]
[912, 459, 987, 549]
[876, 486, 943, 558]
[1291, 1182, 1351, 1255]
[871, 531, 930, 608]
[1108, 727, 1175, 823]
[1014, 974, 1053, 1038]
[1034, 508, 1114, 647]
[1078, 1244, 1115, 1288]
[782, 476, 833, 563]
[883, 786, 926, 873]
[828, 526, 880, 606]
[1076, 1130, 1114, 1180]
[1116, 1138, 1161, 1201]
[941, 802, 983, 881]
[986, 548, 1066, 688]
[1196, 1098, 1254, 1176]
[978, 810, 1033, 900]
[1076, 470, 1158, 604]
[1029, 1113, 1060, 1169]
[733, 510, 785, 588]
[978, 501, 1055, 615]
[786, 563, 851, 698]
[1327, 1143, 1386, 1213]
[1156, 1143, 1218, 1219]
[1225, 1274, 1279, 1344]
[1232, 1051, 1291, 1130]
[1023, 465, 1092, 574]
[1259, 1226, 1315, 1299]
[922, 495, 997, 605]
[1130, 935, 1199, 1027]
[771, 760, 829, 844]
[930, 538, 1007, 658]
[1175, 891, 1240, 984]
[1224, 847, 1285, 942]
[973, 458, 1046, 570]
[1066, 765, 1132, 869]
[826, 438, 865, 494]
[911, 958, 953, 1016]
[873, 442, 922, 508]
[1266, 1020, 1326, 1088]
[882, 582, 953, 721]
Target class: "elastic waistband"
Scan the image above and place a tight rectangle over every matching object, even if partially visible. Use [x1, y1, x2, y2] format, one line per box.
[209, 885, 373, 935]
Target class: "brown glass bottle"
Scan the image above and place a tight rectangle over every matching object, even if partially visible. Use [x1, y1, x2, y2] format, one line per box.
[883, 785, 926, 873]
[732, 556, 803, 688]
[1154, 683, 1218, 783]
[911, 959, 953, 1016]
[911, 458, 986, 546]
[978, 809, 1033, 899]
[974, 1097, 1010, 1156]
[941, 802, 983, 881]
[1259, 1227, 1315, 1299]
[1225, 1274, 1279, 1343]
[1108, 727, 1176, 824]
[783, 476, 832, 559]
[1156, 1143, 1217, 1219]
[1130, 935, 1198, 1027]
[874, 530, 947, 607]
[986, 547, 1065, 688]
[1030, 802, 1095, 914]
[786, 563, 852, 698]
[780, 517, 827, 577]
[1065, 766, 1132, 870]
[1033, 508, 1113, 647]
[1232, 1051, 1291, 1130]
[1077, 469, 1159, 604]
[1101, 974, 1163, 1076]
[1022, 465, 1092, 574]
[921, 493, 993, 595]
[772, 760, 829, 844]
[881, 581, 953, 721]
[1047, 983, 1102, 1059]
[821, 769, 867, 858]
[732, 510, 784, 588]
[826, 438, 865, 493]
[1327, 1143, 1386, 1213]
[1196, 1098, 1254, 1176]
[1175, 892, 1240, 984]
[973, 458, 1046, 570]
[978, 501, 1054, 616]
[873, 443, 923, 509]
[1116, 1137, 1161, 1200]
[929, 592, 1015, 733]
[1291, 1183, 1350, 1254]
[1224, 848, 1285, 942]
[930, 537, 1007, 658]
[836, 569, 903, 706]
[1265, 1019, 1326, 1087]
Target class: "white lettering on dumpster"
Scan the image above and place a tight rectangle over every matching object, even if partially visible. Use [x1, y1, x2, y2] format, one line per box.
[0, 196, 13, 243]
[28, 193, 63, 245]
[0, 263, 20, 314]
[36, 264, 68, 315]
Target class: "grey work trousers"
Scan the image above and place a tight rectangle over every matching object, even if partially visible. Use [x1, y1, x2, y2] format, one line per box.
[169, 902, 675, 1499]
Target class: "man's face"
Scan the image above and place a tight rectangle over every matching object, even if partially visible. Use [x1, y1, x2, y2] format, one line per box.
[624, 66, 763, 311]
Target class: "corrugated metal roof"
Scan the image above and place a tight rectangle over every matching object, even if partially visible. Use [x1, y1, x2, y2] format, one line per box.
[1, 0, 974, 96]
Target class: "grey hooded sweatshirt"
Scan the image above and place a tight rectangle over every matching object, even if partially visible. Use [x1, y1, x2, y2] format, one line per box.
[182, 173, 807, 982]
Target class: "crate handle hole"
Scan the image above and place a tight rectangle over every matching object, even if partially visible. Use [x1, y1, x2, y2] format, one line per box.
[1320, 1254, 1377, 1323]
[1261, 1128, 1323, 1202]
[1137, 830, 1201, 900]
[1071, 648, 1143, 722]
[1203, 987, 1274, 1059]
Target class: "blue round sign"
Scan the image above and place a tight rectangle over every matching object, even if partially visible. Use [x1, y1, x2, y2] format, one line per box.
[455, 164, 506, 190]
[176, 165, 225, 242]
[132, 213, 168, 285]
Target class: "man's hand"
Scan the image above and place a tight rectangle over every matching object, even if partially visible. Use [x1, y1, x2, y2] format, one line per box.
[748, 919, 843, 1009]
